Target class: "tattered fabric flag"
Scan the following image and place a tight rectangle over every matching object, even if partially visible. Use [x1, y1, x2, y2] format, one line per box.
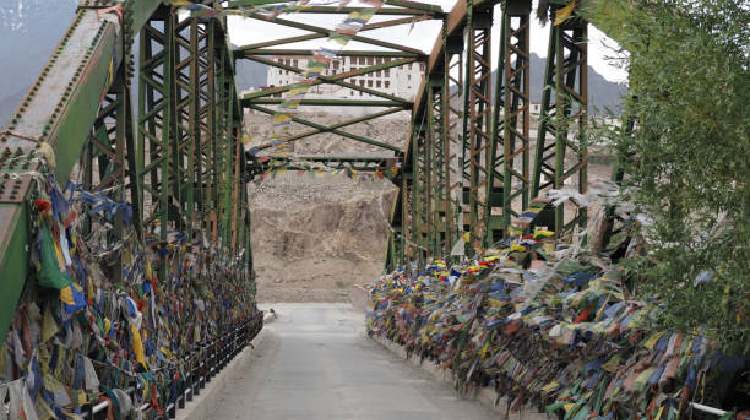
[329, 32, 351, 45]
[38, 226, 70, 289]
[554, 0, 577, 26]
[60, 281, 86, 315]
[273, 113, 292, 124]
[289, 84, 312, 97]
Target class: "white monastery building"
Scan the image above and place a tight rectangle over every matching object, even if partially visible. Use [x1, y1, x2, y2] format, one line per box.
[266, 55, 425, 101]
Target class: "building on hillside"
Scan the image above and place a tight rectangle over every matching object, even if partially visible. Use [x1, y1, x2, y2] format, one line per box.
[530, 102, 541, 118]
[266, 55, 424, 101]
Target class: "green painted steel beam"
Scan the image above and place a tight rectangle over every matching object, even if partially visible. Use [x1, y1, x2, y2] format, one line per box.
[0, 10, 119, 344]
[531, 18, 588, 238]
[240, 56, 416, 104]
[235, 48, 425, 59]
[239, 33, 326, 51]
[247, 104, 403, 152]
[227, 0, 445, 15]
[0, 204, 30, 350]
[387, 0, 444, 12]
[0, 0, 163, 345]
[249, 155, 399, 173]
[238, 15, 430, 51]
[239, 14, 425, 55]
[243, 98, 411, 108]
[253, 107, 403, 147]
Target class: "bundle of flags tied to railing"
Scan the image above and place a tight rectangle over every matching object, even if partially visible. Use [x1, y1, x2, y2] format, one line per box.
[0, 160, 259, 419]
[367, 230, 748, 420]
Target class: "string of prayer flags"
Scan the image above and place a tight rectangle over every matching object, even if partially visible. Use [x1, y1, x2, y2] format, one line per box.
[241, 0, 387, 179]
[367, 238, 743, 420]
[1, 158, 259, 420]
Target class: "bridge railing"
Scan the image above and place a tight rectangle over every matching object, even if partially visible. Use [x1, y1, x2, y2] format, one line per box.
[78, 315, 262, 420]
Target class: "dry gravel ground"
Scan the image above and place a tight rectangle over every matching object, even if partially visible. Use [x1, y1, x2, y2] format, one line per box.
[201, 304, 504, 420]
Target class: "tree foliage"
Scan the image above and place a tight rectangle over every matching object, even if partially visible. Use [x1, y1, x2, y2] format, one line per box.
[582, 0, 750, 354]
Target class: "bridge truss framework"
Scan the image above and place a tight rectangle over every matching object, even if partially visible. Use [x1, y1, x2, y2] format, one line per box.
[0, 0, 601, 348]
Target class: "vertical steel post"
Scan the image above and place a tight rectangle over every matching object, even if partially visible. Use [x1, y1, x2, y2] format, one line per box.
[503, 4, 531, 222]
[462, 0, 493, 253]
[531, 9, 588, 239]
[138, 8, 176, 283]
[446, 36, 464, 260]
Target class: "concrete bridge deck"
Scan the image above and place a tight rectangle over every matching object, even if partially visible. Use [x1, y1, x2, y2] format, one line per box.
[199, 304, 499, 420]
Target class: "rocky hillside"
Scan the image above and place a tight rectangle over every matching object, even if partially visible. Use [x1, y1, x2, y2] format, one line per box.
[249, 173, 398, 302]
[245, 110, 408, 303]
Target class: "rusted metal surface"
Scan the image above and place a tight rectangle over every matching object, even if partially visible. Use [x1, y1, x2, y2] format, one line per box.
[2, 12, 116, 148]
[0, 175, 34, 204]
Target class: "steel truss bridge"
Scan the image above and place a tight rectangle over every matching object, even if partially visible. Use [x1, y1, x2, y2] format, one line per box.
[0, 0, 621, 415]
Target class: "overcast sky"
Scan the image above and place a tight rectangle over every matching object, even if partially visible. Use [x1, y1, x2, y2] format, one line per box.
[227, 0, 628, 82]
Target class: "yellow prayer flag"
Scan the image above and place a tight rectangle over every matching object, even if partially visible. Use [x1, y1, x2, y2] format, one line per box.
[54, 240, 66, 271]
[42, 304, 57, 342]
[289, 85, 310, 97]
[554, 0, 577, 26]
[643, 331, 665, 350]
[131, 325, 147, 367]
[510, 243, 526, 252]
[60, 286, 75, 305]
[273, 113, 292, 124]
[534, 230, 555, 238]
[542, 380, 559, 392]
[655, 406, 665, 420]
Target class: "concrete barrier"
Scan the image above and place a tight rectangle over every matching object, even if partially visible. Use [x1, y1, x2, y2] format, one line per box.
[372, 334, 553, 420]
[351, 284, 370, 312]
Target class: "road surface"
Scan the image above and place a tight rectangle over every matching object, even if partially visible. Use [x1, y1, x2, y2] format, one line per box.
[203, 303, 500, 420]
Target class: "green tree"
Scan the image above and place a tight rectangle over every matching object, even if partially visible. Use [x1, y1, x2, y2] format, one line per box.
[583, 0, 750, 354]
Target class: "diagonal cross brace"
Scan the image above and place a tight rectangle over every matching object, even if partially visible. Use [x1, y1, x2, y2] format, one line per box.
[248, 104, 403, 152]
[241, 56, 417, 103]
